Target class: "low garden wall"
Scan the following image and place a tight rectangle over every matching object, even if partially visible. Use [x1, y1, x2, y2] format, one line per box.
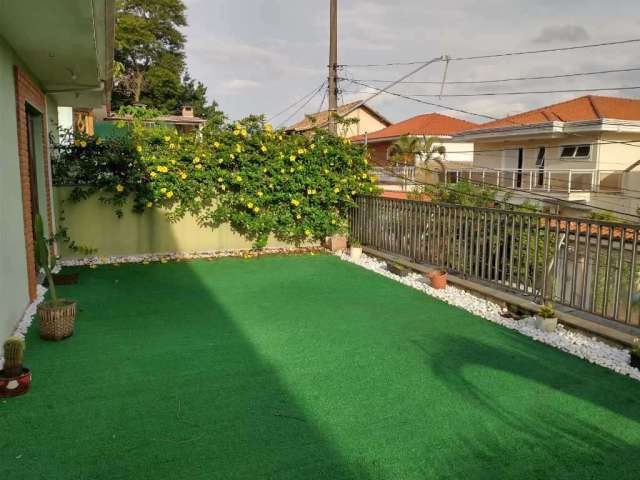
[54, 187, 311, 258]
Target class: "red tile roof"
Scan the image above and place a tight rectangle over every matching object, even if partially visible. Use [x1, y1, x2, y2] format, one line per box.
[472, 95, 640, 130]
[352, 113, 479, 142]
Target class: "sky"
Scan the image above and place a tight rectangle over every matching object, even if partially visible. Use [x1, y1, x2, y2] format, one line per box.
[182, 0, 640, 126]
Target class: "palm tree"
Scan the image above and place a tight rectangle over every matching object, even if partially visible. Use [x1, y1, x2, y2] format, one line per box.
[389, 135, 422, 166]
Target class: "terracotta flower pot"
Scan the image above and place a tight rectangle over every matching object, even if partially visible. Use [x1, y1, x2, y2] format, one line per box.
[427, 270, 447, 289]
[38, 300, 77, 341]
[0, 368, 31, 398]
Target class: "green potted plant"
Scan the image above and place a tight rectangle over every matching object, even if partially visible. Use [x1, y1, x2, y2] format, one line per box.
[349, 238, 362, 260]
[630, 339, 640, 370]
[34, 214, 77, 341]
[535, 303, 558, 332]
[0, 337, 31, 398]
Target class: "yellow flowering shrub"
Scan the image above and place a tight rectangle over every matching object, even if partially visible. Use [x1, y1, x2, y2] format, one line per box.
[53, 114, 379, 248]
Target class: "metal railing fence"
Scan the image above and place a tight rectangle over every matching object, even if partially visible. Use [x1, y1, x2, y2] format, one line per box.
[349, 195, 640, 325]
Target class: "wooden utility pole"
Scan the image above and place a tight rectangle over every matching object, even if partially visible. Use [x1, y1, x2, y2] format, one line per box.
[328, 0, 338, 134]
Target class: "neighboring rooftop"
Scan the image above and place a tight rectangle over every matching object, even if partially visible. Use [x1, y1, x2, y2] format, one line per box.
[287, 101, 391, 132]
[351, 113, 479, 143]
[471, 95, 640, 130]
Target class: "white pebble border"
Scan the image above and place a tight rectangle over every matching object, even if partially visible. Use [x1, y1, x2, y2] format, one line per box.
[58, 246, 322, 267]
[338, 252, 640, 382]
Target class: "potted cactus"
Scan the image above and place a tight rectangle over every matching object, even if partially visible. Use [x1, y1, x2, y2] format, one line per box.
[535, 303, 558, 332]
[0, 337, 31, 398]
[34, 214, 77, 341]
[350, 238, 363, 260]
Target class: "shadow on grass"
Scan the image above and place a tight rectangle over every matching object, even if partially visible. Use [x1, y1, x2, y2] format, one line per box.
[414, 331, 640, 479]
[0, 258, 378, 480]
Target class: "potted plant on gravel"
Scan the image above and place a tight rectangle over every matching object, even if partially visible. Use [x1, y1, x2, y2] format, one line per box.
[630, 339, 640, 370]
[535, 303, 558, 333]
[34, 214, 77, 341]
[349, 238, 363, 260]
[426, 270, 448, 290]
[0, 337, 31, 398]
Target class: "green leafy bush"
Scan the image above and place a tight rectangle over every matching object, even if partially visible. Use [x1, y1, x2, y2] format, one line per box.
[52, 116, 379, 248]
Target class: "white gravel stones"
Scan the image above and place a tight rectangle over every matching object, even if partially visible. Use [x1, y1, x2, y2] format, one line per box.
[338, 252, 640, 382]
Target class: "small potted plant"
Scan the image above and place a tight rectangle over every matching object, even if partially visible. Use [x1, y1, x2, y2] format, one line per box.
[386, 261, 409, 277]
[630, 339, 640, 370]
[426, 270, 448, 289]
[535, 303, 558, 332]
[350, 238, 363, 260]
[0, 337, 31, 398]
[34, 214, 77, 341]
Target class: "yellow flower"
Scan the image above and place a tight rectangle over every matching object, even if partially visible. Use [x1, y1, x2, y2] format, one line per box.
[364, 158, 368, 165]
[156, 165, 168, 173]
[192, 156, 201, 164]
[218, 158, 224, 164]
[253, 207, 260, 213]
[257, 191, 263, 197]
[80, 140, 87, 148]
[263, 168, 268, 173]
[297, 148, 305, 155]
[296, 214, 302, 220]
[235, 144, 242, 153]
[166, 191, 174, 199]
[136, 145, 143, 152]
[289, 168, 294, 173]
[164, 136, 171, 142]
[195, 164, 202, 170]
[323, 148, 328, 154]
[221, 185, 227, 191]
[289, 155, 296, 162]
[280, 168, 286, 174]
[310, 144, 315, 150]
[334, 187, 341, 193]
[230, 154, 235, 159]
[217, 177, 224, 183]
[147, 201, 154, 208]
[291, 199, 300, 207]
[265, 123, 273, 132]
[160, 188, 167, 193]
[261, 145, 268, 152]
[278, 135, 283, 141]
[116, 184, 124, 192]
[241, 129, 248, 137]
[304, 229, 312, 236]
[150, 171, 157, 178]
[343, 138, 351, 144]
[331, 219, 336, 224]
[180, 173, 188, 180]
[247, 202, 254, 209]
[169, 143, 176, 149]
[234, 129, 241, 136]
[213, 141, 220, 148]
[362, 173, 368, 179]
[235, 175, 243, 182]
[324, 169, 329, 174]
[171, 160, 177, 165]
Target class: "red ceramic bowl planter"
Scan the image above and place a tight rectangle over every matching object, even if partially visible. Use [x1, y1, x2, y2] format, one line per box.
[427, 270, 448, 289]
[0, 368, 31, 398]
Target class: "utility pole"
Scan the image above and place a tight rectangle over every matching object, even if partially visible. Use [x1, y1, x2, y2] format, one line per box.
[327, 0, 338, 134]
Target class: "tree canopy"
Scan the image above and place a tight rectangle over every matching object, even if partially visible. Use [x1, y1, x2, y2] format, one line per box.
[112, 0, 223, 121]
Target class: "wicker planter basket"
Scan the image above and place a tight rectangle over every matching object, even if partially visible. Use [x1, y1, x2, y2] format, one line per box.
[0, 368, 31, 398]
[37, 300, 76, 341]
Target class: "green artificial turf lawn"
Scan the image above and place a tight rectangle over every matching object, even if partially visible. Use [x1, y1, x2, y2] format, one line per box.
[2, 254, 640, 480]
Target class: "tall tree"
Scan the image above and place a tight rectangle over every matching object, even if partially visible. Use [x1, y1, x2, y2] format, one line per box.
[112, 0, 221, 120]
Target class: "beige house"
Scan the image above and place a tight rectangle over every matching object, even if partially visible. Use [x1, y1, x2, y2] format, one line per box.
[453, 96, 640, 219]
[287, 101, 391, 138]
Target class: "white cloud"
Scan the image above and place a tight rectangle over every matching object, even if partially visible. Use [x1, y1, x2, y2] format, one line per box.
[222, 79, 261, 92]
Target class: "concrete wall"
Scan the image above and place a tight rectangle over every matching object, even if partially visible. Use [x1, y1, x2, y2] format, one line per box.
[0, 37, 30, 341]
[54, 187, 314, 258]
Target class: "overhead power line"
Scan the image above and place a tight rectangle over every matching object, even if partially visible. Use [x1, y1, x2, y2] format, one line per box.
[342, 84, 640, 98]
[277, 82, 327, 128]
[269, 82, 326, 122]
[341, 37, 640, 68]
[340, 66, 640, 85]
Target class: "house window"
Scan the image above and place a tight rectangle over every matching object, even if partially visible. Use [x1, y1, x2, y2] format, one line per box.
[560, 144, 591, 159]
[536, 147, 545, 187]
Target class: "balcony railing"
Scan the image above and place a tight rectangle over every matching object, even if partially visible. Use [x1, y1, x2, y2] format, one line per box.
[445, 168, 624, 194]
[371, 166, 417, 188]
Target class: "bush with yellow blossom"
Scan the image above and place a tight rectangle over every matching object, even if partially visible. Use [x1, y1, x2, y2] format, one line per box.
[53, 114, 379, 248]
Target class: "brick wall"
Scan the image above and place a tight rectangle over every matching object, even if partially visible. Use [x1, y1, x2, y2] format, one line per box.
[365, 141, 392, 166]
[14, 66, 53, 300]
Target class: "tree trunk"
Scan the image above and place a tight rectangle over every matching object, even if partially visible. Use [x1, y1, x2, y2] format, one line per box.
[133, 71, 143, 103]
